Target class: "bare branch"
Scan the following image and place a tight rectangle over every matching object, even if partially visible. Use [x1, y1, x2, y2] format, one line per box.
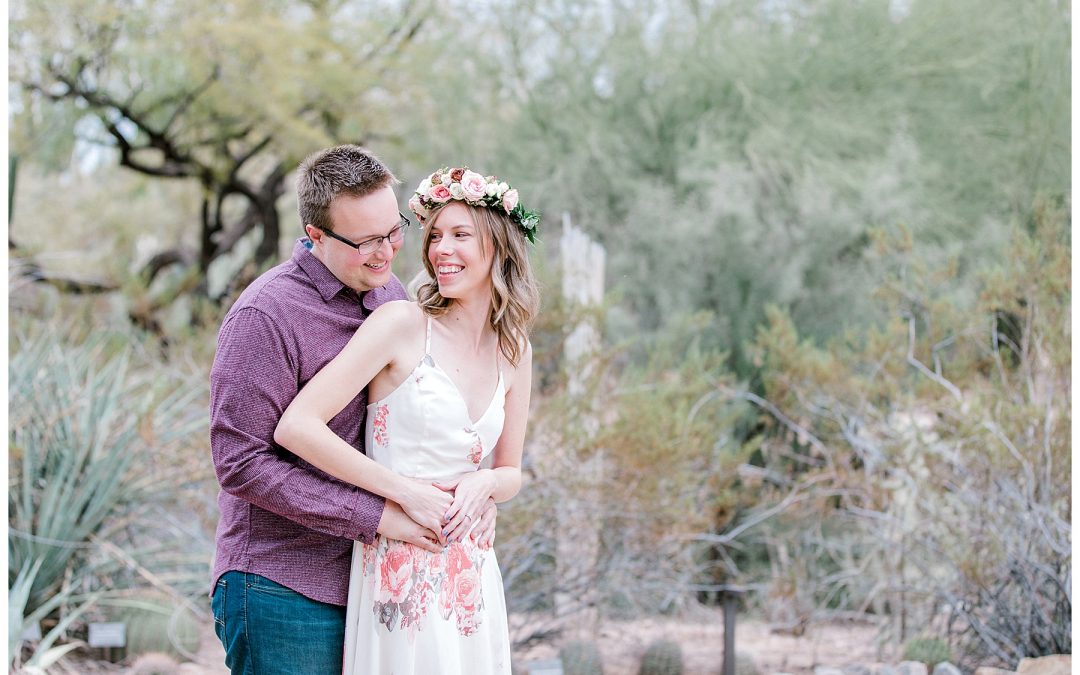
[906, 316, 963, 401]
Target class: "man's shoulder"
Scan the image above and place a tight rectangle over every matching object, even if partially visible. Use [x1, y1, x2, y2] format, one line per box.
[227, 259, 313, 318]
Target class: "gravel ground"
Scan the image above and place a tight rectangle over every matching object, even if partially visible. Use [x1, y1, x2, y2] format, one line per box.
[55, 609, 887, 674]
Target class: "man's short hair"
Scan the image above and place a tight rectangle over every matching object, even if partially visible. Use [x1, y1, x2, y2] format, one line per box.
[296, 145, 398, 232]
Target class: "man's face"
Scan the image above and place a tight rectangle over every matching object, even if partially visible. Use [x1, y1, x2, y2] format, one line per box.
[307, 186, 404, 293]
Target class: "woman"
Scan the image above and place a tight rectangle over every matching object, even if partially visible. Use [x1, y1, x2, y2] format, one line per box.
[274, 166, 540, 674]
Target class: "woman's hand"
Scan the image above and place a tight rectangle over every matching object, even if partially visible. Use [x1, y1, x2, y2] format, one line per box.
[470, 498, 498, 550]
[434, 471, 497, 544]
[399, 478, 455, 537]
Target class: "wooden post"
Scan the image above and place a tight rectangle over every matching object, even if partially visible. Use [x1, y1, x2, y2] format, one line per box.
[555, 212, 606, 633]
[720, 585, 746, 675]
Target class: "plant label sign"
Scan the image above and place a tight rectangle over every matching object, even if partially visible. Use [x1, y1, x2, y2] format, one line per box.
[88, 622, 126, 648]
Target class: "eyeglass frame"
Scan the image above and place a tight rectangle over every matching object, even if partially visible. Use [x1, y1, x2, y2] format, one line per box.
[315, 212, 411, 255]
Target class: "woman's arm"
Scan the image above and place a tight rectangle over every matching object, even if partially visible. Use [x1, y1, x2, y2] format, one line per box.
[274, 302, 452, 535]
[439, 341, 532, 541]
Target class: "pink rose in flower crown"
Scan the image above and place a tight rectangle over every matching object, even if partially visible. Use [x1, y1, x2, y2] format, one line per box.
[428, 184, 452, 203]
[502, 188, 519, 213]
[460, 171, 487, 201]
[380, 542, 414, 603]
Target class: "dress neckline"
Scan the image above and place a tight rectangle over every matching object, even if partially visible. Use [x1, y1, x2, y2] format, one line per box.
[367, 319, 504, 428]
[424, 317, 503, 426]
[425, 355, 504, 427]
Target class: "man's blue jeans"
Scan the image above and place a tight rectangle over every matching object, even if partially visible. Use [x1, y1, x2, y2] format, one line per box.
[212, 571, 346, 674]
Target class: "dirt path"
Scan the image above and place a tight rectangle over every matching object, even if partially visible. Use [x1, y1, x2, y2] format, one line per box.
[146, 610, 886, 674]
[513, 610, 888, 675]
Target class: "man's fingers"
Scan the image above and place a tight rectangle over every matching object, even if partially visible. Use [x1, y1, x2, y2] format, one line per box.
[409, 531, 442, 553]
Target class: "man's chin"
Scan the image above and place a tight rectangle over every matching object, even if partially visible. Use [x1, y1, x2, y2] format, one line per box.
[358, 269, 392, 290]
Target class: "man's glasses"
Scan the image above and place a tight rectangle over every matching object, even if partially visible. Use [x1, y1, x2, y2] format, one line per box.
[318, 213, 410, 255]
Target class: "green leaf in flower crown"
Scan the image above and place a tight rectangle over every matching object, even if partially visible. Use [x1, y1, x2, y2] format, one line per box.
[512, 204, 540, 244]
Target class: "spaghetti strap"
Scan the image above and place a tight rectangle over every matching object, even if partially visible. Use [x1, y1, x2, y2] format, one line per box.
[424, 316, 433, 354]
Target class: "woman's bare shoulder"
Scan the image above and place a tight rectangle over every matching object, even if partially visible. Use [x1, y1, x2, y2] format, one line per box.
[367, 299, 425, 328]
[505, 338, 533, 392]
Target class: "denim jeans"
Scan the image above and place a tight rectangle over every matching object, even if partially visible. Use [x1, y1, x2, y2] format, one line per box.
[212, 571, 347, 675]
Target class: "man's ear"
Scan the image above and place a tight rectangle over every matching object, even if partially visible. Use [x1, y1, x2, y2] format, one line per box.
[304, 224, 322, 243]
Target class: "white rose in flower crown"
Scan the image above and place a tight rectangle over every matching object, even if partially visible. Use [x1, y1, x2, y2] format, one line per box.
[502, 188, 519, 213]
[497, 182, 509, 195]
[440, 172, 453, 187]
[417, 177, 432, 196]
[449, 183, 466, 200]
[461, 171, 487, 201]
[485, 182, 500, 197]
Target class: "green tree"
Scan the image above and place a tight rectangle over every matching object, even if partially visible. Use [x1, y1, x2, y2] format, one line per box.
[465, 0, 1068, 375]
[10, 0, 434, 298]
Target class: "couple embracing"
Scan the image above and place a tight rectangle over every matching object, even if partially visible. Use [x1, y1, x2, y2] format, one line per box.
[209, 145, 540, 674]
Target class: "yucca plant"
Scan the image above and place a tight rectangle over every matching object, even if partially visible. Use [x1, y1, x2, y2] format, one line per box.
[9, 324, 207, 637]
[9, 559, 101, 671]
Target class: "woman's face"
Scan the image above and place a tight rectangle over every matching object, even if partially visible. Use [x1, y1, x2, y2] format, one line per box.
[426, 202, 495, 302]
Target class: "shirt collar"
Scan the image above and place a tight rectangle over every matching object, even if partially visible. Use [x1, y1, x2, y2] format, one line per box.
[292, 238, 400, 311]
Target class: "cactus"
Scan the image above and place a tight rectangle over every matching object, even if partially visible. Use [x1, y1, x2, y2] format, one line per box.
[638, 638, 683, 675]
[119, 599, 200, 660]
[559, 639, 604, 675]
[902, 637, 952, 666]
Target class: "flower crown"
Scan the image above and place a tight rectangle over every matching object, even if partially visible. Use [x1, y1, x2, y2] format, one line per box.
[408, 167, 539, 244]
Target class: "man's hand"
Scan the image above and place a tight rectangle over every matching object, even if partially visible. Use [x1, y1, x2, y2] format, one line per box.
[377, 500, 443, 552]
[470, 497, 498, 550]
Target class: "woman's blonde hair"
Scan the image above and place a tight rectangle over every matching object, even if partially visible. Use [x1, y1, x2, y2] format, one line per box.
[416, 203, 539, 367]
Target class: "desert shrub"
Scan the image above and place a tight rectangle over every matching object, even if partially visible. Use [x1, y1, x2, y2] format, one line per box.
[746, 200, 1070, 669]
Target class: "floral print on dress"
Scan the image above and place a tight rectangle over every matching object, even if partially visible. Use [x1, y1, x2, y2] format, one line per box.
[467, 432, 483, 466]
[372, 404, 390, 447]
[365, 537, 486, 642]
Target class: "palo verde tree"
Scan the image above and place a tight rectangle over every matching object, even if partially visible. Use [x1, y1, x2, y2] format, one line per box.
[475, 0, 1069, 376]
[10, 0, 436, 300]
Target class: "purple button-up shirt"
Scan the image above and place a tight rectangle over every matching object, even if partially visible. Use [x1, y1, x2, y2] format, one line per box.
[210, 239, 407, 606]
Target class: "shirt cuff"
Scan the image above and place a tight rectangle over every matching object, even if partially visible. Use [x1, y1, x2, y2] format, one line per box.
[346, 487, 386, 544]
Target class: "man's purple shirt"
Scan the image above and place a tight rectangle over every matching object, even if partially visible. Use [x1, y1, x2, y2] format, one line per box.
[210, 239, 407, 606]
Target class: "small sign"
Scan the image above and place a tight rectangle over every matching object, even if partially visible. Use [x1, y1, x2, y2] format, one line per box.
[88, 622, 126, 648]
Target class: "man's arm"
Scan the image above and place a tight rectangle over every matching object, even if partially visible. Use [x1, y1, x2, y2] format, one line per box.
[211, 306, 439, 550]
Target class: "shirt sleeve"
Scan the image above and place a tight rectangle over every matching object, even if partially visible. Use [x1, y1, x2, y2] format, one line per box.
[209, 306, 384, 543]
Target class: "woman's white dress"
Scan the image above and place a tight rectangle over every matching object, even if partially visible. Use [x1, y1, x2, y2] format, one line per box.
[342, 318, 512, 674]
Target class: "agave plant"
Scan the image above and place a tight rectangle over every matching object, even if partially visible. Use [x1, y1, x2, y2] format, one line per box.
[9, 559, 101, 671]
[8, 323, 208, 654]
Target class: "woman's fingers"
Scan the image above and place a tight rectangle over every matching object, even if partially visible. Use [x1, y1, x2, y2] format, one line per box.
[471, 498, 497, 549]
[442, 506, 471, 541]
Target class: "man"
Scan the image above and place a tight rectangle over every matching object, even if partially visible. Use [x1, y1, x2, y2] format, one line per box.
[209, 145, 494, 673]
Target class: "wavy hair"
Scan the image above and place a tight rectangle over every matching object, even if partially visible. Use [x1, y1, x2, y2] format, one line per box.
[416, 204, 539, 367]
